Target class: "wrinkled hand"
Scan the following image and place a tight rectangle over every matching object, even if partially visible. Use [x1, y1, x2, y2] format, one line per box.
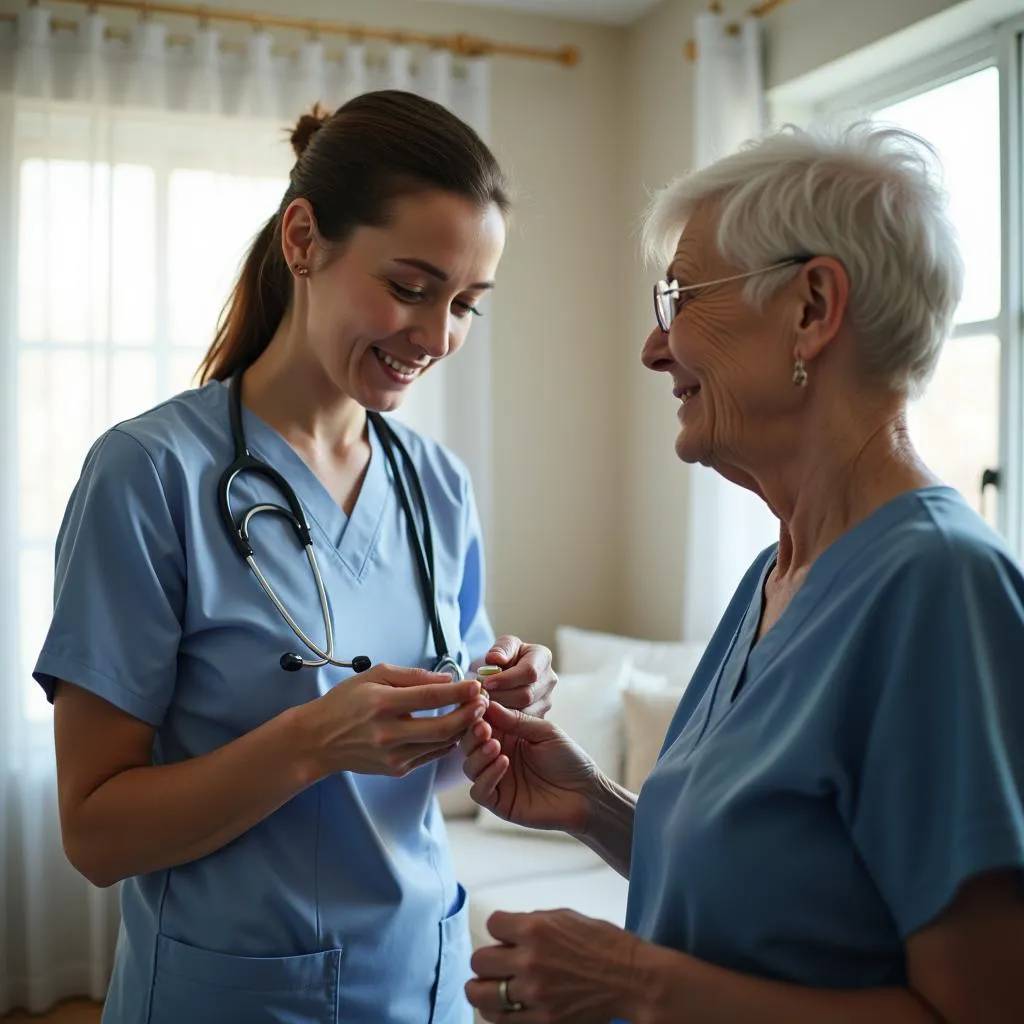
[476, 635, 556, 718]
[467, 908, 642, 1023]
[305, 664, 487, 778]
[460, 701, 598, 833]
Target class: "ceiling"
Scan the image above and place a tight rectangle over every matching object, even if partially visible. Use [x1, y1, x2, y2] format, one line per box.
[419, 0, 661, 26]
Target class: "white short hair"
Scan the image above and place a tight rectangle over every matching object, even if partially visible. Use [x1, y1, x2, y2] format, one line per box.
[641, 121, 964, 398]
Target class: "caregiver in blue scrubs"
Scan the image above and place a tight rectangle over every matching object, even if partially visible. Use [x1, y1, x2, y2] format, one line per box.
[33, 90, 555, 1024]
[461, 121, 1024, 1023]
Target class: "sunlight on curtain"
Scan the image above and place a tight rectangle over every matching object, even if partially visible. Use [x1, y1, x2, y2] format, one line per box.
[0, 7, 493, 1013]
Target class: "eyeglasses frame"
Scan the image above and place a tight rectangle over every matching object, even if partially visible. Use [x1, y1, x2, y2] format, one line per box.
[653, 255, 814, 333]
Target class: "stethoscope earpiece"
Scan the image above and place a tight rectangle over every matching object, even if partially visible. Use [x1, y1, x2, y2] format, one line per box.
[351, 655, 372, 674]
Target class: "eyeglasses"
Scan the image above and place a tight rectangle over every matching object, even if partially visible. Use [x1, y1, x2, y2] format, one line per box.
[653, 256, 813, 333]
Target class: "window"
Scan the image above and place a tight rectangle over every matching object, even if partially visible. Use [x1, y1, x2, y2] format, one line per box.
[872, 67, 1003, 525]
[14, 148, 288, 722]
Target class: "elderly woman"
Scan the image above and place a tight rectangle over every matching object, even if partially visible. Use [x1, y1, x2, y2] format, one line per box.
[460, 122, 1024, 1023]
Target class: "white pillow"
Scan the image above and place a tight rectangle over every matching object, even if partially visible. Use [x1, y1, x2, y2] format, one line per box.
[623, 664, 673, 695]
[622, 686, 683, 794]
[555, 625, 705, 690]
[475, 659, 630, 840]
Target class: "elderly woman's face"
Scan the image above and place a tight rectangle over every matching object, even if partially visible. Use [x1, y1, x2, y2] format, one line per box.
[642, 205, 798, 471]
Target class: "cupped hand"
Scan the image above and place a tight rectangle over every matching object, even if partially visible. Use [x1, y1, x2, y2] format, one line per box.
[476, 635, 557, 718]
[303, 664, 487, 778]
[460, 701, 598, 834]
[466, 908, 642, 1023]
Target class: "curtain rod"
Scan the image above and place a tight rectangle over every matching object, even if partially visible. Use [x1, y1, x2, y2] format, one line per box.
[685, 0, 793, 60]
[0, 0, 580, 66]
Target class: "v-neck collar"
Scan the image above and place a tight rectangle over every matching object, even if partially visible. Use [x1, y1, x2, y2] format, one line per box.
[695, 485, 961, 736]
[747, 485, 958, 674]
[218, 381, 392, 582]
[697, 553, 774, 737]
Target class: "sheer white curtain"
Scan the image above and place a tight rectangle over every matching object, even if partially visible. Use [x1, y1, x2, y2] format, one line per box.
[0, 8, 492, 1014]
[682, 11, 779, 642]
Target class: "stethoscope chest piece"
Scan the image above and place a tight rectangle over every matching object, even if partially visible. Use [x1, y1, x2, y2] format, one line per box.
[432, 654, 464, 682]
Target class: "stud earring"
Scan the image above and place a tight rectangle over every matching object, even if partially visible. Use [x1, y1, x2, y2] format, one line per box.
[292, 262, 309, 277]
[792, 356, 808, 388]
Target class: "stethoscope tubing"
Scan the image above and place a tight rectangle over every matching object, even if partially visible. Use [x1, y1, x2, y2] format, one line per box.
[219, 369, 456, 675]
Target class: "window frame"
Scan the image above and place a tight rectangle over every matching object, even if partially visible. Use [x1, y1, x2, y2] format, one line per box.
[805, 25, 1024, 558]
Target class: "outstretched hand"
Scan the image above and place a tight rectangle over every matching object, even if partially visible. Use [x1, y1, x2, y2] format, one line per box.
[460, 700, 598, 834]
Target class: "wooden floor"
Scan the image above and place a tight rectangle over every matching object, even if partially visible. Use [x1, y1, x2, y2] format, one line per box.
[1, 1000, 102, 1023]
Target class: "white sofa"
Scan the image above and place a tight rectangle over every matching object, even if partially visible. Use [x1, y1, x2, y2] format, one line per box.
[439, 625, 707, 1010]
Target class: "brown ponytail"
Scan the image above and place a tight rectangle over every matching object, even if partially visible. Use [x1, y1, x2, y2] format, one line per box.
[198, 91, 510, 384]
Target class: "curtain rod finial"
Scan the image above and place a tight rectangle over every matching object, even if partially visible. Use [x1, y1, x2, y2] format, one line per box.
[559, 45, 579, 67]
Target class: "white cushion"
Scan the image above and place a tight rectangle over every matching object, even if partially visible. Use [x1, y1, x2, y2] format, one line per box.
[555, 625, 706, 689]
[474, 660, 630, 839]
[446, 818, 608, 891]
[622, 685, 684, 793]
[467, 866, 629, 952]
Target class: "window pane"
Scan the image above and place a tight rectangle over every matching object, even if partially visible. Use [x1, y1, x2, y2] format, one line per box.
[17, 159, 48, 342]
[18, 159, 112, 344]
[908, 334, 1000, 524]
[111, 351, 158, 424]
[19, 350, 102, 541]
[170, 349, 205, 393]
[111, 164, 156, 344]
[875, 67, 1001, 325]
[167, 170, 286, 347]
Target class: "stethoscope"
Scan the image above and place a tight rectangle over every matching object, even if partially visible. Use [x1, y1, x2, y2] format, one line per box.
[217, 370, 463, 680]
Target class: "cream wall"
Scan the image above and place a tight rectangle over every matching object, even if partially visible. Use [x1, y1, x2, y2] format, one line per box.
[618, 0, 698, 639]
[763, 0, 961, 88]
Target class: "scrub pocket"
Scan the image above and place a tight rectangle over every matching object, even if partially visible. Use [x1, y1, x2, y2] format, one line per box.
[150, 934, 343, 1024]
[429, 883, 474, 1024]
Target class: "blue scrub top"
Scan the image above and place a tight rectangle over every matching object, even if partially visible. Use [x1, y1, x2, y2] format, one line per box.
[627, 486, 1024, 989]
[34, 381, 494, 1024]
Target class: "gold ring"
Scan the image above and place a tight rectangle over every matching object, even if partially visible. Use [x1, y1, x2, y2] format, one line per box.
[498, 977, 525, 1012]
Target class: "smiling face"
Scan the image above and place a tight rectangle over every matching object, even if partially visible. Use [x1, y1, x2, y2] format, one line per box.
[641, 204, 809, 474]
[285, 189, 506, 413]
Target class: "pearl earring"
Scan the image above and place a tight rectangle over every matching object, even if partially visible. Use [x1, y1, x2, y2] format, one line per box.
[792, 356, 808, 388]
